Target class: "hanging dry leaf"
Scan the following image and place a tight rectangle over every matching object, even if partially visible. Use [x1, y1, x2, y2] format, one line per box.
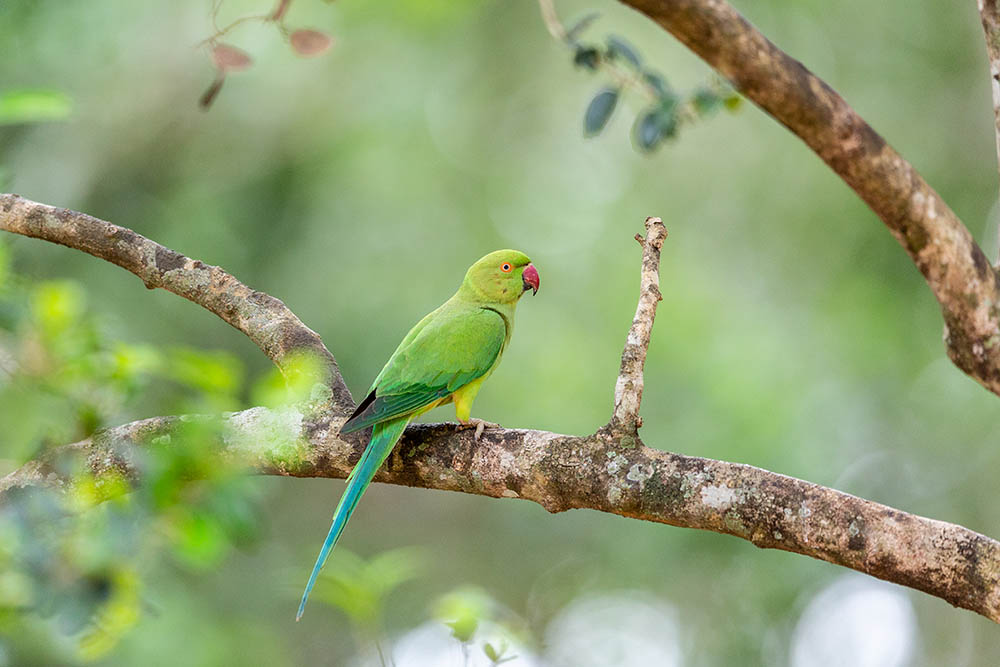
[290, 30, 333, 57]
[198, 75, 226, 109]
[212, 43, 253, 72]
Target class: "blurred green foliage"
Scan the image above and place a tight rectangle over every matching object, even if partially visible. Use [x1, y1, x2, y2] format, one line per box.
[435, 586, 527, 666]
[313, 547, 426, 637]
[2, 0, 1000, 664]
[0, 90, 72, 126]
[0, 257, 264, 663]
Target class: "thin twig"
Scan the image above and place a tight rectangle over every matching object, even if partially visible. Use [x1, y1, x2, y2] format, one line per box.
[978, 0, 1000, 263]
[211, 0, 224, 33]
[272, 0, 293, 22]
[537, 0, 566, 41]
[537, 0, 659, 104]
[609, 217, 667, 433]
[199, 4, 278, 49]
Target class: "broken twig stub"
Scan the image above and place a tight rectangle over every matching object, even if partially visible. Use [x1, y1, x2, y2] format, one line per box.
[609, 216, 667, 433]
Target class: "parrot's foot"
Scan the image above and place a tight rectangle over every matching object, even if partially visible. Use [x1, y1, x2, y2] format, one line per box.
[458, 418, 500, 441]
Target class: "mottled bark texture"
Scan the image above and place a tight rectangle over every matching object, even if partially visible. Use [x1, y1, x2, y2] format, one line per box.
[3, 409, 1000, 623]
[610, 217, 666, 434]
[0, 194, 352, 410]
[620, 0, 1000, 396]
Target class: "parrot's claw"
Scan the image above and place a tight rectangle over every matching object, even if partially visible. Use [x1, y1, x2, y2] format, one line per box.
[459, 418, 501, 441]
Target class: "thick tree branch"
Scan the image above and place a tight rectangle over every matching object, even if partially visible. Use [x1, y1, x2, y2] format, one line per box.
[3, 410, 999, 624]
[0, 194, 353, 409]
[618, 0, 1000, 396]
[609, 216, 666, 434]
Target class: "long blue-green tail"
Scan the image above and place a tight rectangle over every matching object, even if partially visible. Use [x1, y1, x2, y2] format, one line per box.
[296, 416, 410, 621]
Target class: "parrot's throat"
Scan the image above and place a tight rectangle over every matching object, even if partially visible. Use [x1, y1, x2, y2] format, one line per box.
[458, 279, 502, 304]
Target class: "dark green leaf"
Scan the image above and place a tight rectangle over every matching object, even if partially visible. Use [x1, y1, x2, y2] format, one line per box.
[692, 86, 722, 116]
[606, 35, 641, 68]
[565, 12, 600, 44]
[661, 112, 678, 139]
[584, 88, 619, 136]
[642, 71, 672, 99]
[573, 46, 600, 71]
[635, 112, 661, 151]
[659, 94, 679, 118]
[634, 107, 677, 152]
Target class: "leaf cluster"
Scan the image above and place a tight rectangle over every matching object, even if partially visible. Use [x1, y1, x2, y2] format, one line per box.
[200, 0, 335, 109]
[564, 14, 741, 152]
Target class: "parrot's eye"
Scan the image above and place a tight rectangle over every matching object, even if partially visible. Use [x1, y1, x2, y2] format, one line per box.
[500, 263, 512, 273]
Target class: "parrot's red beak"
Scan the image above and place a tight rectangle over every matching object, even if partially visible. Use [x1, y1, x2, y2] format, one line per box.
[522, 263, 539, 295]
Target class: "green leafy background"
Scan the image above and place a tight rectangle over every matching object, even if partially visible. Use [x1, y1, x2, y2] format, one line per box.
[1, 0, 998, 664]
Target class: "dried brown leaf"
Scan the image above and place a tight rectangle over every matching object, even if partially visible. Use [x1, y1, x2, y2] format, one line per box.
[212, 43, 253, 72]
[290, 30, 333, 57]
[198, 75, 226, 110]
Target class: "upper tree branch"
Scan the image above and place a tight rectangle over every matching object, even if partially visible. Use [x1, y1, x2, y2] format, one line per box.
[0, 194, 353, 409]
[619, 0, 1000, 396]
[609, 216, 666, 434]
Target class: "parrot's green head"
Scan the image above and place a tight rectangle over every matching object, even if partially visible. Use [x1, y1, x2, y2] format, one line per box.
[462, 249, 539, 304]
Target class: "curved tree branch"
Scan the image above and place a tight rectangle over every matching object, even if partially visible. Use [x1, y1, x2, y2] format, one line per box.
[3, 409, 999, 624]
[0, 194, 353, 410]
[619, 0, 1000, 397]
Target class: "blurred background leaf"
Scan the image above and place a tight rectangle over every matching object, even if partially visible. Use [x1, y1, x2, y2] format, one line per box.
[0, 90, 72, 126]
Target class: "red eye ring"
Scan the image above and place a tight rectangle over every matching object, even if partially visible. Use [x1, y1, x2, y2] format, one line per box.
[501, 263, 512, 273]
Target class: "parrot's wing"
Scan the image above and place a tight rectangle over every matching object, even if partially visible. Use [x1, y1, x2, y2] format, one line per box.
[341, 307, 506, 433]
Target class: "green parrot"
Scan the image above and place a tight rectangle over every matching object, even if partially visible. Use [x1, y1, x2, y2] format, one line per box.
[296, 249, 540, 620]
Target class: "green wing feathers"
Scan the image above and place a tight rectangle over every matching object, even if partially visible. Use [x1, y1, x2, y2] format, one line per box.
[341, 306, 507, 433]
